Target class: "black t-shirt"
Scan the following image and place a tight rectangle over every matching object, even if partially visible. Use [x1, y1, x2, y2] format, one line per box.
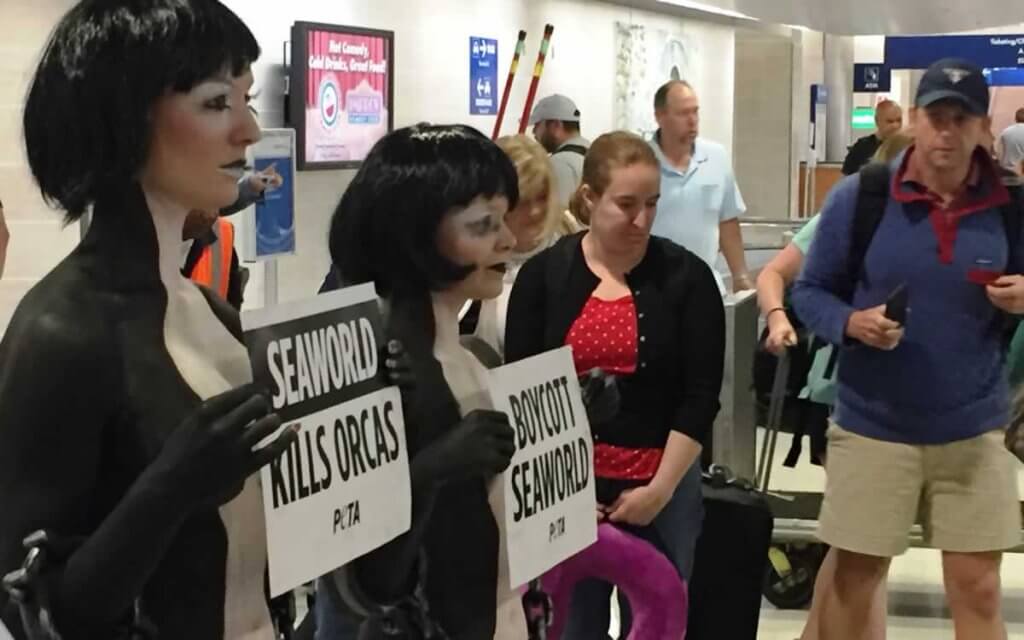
[841, 134, 881, 175]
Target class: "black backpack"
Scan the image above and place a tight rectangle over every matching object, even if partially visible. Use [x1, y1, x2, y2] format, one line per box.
[554, 143, 588, 158]
[847, 161, 1023, 299]
[754, 162, 1024, 446]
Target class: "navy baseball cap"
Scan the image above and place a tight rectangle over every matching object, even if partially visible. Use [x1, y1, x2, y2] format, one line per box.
[915, 58, 989, 116]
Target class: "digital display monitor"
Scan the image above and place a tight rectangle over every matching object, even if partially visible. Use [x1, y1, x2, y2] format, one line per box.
[290, 22, 394, 170]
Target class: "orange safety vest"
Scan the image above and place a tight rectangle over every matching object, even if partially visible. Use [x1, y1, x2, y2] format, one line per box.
[189, 218, 235, 299]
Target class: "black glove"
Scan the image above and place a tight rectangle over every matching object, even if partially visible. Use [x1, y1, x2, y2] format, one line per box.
[381, 339, 414, 391]
[415, 409, 515, 485]
[147, 383, 297, 511]
[579, 368, 620, 426]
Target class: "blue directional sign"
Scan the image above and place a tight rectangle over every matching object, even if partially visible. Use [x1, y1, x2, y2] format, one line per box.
[470, 37, 498, 115]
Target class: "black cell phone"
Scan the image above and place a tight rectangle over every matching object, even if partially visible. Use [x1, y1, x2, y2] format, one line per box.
[884, 283, 909, 326]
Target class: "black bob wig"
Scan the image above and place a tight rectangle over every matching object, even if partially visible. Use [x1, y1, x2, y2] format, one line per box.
[23, 0, 260, 221]
[329, 124, 520, 298]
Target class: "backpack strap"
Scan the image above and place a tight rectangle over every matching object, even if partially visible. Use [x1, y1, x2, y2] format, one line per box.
[998, 181, 1023, 345]
[555, 144, 588, 157]
[1000, 182, 1022, 276]
[845, 162, 891, 300]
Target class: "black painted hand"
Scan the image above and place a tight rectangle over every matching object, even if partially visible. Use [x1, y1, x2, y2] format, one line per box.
[579, 369, 620, 426]
[381, 339, 414, 391]
[148, 384, 297, 510]
[417, 409, 515, 485]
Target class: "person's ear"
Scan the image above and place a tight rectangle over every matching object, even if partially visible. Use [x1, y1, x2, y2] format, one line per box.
[581, 184, 598, 215]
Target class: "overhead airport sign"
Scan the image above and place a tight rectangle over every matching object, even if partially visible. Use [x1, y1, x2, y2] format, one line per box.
[853, 63, 891, 92]
[885, 35, 1024, 70]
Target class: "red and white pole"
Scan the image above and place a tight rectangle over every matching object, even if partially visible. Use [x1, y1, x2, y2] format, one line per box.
[492, 30, 527, 140]
[517, 25, 555, 135]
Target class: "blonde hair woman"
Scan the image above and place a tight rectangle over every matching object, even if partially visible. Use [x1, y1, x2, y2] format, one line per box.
[462, 135, 581, 356]
[498, 134, 581, 245]
[873, 130, 914, 165]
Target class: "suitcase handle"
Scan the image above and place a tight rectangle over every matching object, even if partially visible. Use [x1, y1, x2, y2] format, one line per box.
[755, 349, 790, 493]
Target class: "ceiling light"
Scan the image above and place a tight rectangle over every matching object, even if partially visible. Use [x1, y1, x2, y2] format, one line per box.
[656, 0, 760, 21]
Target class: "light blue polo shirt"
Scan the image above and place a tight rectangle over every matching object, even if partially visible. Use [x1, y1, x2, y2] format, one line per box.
[650, 136, 745, 291]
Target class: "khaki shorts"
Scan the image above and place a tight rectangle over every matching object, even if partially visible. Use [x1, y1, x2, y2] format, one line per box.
[819, 424, 1022, 557]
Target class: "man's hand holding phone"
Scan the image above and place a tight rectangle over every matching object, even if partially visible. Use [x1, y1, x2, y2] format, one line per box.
[845, 305, 904, 350]
[846, 284, 907, 351]
[986, 275, 1024, 314]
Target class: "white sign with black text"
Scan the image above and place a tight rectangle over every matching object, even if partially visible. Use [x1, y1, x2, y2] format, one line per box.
[489, 347, 597, 589]
[242, 283, 411, 596]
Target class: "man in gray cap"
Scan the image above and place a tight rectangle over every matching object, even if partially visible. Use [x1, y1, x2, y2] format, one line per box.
[529, 94, 591, 210]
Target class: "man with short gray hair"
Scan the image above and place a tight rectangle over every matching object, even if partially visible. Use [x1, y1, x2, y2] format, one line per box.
[650, 80, 751, 293]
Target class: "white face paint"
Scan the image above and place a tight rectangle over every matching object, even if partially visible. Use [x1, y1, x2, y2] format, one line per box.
[141, 70, 272, 640]
[435, 195, 516, 304]
[141, 70, 261, 215]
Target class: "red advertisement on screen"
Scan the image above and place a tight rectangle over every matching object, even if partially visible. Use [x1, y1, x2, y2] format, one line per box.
[303, 28, 391, 165]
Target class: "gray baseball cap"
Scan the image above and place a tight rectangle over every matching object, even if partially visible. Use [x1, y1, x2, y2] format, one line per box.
[528, 94, 581, 124]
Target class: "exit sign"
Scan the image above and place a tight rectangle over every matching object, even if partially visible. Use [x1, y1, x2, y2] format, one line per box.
[851, 107, 875, 130]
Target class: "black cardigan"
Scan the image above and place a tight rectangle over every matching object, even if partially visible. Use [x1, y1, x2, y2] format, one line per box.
[505, 233, 725, 449]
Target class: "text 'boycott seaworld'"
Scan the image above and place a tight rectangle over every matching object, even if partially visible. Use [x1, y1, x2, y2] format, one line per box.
[489, 347, 597, 589]
[506, 376, 591, 522]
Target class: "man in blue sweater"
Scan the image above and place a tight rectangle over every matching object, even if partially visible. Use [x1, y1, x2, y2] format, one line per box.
[793, 58, 1024, 640]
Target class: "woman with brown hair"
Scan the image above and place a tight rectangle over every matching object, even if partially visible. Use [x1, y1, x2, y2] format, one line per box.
[505, 131, 725, 637]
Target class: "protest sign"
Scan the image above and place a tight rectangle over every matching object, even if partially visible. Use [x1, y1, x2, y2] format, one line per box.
[488, 346, 597, 589]
[242, 283, 411, 595]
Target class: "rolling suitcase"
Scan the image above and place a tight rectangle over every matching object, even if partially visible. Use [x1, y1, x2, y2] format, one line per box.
[685, 351, 788, 640]
[685, 465, 773, 640]
[757, 349, 828, 611]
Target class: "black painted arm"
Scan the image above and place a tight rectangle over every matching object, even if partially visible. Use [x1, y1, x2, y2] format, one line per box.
[0, 310, 191, 639]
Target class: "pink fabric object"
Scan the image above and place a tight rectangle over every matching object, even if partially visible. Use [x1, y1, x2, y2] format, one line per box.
[540, 522, 687, 640]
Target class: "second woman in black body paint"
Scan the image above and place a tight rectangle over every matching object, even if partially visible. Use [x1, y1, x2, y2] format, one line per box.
[317, 124, 528, 639]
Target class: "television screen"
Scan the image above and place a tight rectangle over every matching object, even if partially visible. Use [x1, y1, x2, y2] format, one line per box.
[290, 22, 394, 170]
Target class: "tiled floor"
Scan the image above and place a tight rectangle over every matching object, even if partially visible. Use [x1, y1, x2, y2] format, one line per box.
[755, 428, 1024, 639]
[286, 426, 1024, 639]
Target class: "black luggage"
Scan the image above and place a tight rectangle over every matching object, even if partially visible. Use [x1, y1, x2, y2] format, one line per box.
[685, 466, 773, 640]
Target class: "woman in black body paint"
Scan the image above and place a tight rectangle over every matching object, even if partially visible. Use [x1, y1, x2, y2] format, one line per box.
[316, 124, 527, 639]
[0, 2, 298, 638]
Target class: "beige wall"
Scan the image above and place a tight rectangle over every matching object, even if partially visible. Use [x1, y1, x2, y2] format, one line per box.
[790, 29, 825, 217]
[0, 0, 745, 331]
[222, 0, 739, 308]
[733, 29, 794, 218]
[0, 0, 81, 334]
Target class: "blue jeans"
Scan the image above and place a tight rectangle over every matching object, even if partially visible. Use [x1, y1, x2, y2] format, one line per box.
[562, 462, 705, 639]
[314, 576, 362, 640]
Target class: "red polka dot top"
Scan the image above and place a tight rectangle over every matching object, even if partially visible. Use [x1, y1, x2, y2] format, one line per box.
[566, 295, 662, 481]
[566, 295, 638, 376]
